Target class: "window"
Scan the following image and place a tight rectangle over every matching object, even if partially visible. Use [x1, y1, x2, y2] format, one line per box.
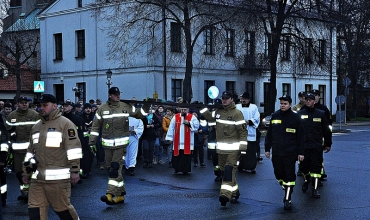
[170, 22, 182, 52]
[78, 0, 82, 7]
[305, 84, 313, 93]
[282, 83, 291, 96]
[318, 39, 326, 64]
[10, 0, 22, 7]
[204, 80, 215, 104]
[76, 82, 86, 103]
[245, 82, 255, 103]
[281, 36, 290, 60]
[318, 85, 325, 105]
[245, 31, 255, 58]
[225, 29, 235, 57]
[264, 33, 271, 58]
[204, 26, 215, 55]
[225, 81, 235, 96]
[171, 79, 182, 102]
[263, 82, 271, 108]
[305, 38, 313, 64]
[54, 33, 63, 60]
[76, 30, 85, 58]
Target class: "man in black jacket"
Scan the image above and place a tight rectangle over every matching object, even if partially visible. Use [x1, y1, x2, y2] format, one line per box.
[297, 93, 332, 199]
[265, 95, 304, 210]
[80, 103, 95, 178]
[63, 99, 87, 178]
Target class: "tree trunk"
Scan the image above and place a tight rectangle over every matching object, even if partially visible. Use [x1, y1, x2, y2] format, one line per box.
[182, 5, 193, 104]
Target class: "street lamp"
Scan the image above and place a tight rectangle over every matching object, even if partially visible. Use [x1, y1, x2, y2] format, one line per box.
[106, 69, 113, 89]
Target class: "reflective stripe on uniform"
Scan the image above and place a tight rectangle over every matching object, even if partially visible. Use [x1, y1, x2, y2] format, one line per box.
[6, 120, 40, 126]
[216, 142, 240, 150]
[67, 148, 83, 160]
[24, 152, 34, 162]
[83, 131, 90, 137]
[31, 170, 39, 179]
[208, 122, 216, 126]
[220, 184, 238, 192]
[102, 113, 130, 119]
[12, 142, 29, 150]
[208, 143, 216, 149]
[140, 108, 148, 116]
[108, 179, 124, 187]
[90, 131, 99, 136]
[102, 137, 129, 147]
[1, 143, 8, 152]
[282, 181, 296, 186]
[20, 184, 29, 190]
[45, 168, 70, 180]
[310, 173, 321, 178]
[1, 184, 7, 194]
[200, 108, 208, 114]
[216, 119, 245, 125]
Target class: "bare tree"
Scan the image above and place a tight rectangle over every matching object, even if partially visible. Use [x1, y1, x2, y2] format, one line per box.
[91, 0, 244, 103]
[333, 0, 370, 117]
[0, 11, 39, 100]
[241, 0, 333, 114]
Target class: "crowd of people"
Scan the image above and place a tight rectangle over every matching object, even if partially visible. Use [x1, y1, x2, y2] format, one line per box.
[0, 87, 333, 219]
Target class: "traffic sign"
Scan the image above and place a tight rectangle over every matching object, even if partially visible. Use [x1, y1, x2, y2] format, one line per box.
[34, 81, 44, 93]
[343, 77, 351, 87]
[335, 95, 346, 105]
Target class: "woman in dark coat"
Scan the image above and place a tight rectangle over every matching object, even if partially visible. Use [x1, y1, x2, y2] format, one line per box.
[141, 109, 161, 168]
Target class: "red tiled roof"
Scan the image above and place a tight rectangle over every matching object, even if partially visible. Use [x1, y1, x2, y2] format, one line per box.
[0, 53, 37, 92]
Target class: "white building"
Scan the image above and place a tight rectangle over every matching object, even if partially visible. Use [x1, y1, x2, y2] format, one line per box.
[38, 0, 337, 113]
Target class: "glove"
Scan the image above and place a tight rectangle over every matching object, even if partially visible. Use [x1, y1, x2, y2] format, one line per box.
[90, 145, 97, 155]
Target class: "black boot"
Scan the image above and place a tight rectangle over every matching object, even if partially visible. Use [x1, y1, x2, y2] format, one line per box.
[302, 174, 310, 192]
[129, 167, 135, 176]
[311, 177, 321, 198]
[283, 186, 293, 210]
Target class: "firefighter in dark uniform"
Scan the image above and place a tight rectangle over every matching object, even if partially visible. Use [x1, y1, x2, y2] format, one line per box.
[200, 91, 247, 206]
[6, 96, 41, 202]
[89, 87, 149, 205]
[310, 89, 332, 180]
[265, 95, 304, 210]
[297, 93, 332, 198]
[80, 103, 95, 178]
[62, 99, 88, 178]
[206, 99, 222, 182]
[0, 118, 9, 207]
[22, 94, 82, 219]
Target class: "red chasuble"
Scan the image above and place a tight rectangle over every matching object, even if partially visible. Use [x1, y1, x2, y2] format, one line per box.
[173, 113, 193, 156]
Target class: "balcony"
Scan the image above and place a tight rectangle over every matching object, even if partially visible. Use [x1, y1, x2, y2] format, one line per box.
[239, 53, 270, 73]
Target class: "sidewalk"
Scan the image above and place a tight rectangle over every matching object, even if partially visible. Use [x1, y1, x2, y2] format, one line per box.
[332, 121, 370, 133]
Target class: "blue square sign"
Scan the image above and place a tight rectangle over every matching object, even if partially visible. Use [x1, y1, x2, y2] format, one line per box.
[34, 81, 44, 93]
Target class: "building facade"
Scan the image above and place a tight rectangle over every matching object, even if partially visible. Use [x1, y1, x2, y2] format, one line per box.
[38, 0, 337, 113]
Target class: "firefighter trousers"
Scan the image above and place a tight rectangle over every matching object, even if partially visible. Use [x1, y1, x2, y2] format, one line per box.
[105, 147, 126, 196]
[28, 180, 79, 220]
[218, 152, 239, 199]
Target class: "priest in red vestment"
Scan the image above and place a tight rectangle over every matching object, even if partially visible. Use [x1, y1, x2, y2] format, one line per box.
[165, 107, 199, 174]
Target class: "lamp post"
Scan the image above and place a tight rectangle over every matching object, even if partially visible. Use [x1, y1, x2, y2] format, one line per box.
[106, 69, 113, 89]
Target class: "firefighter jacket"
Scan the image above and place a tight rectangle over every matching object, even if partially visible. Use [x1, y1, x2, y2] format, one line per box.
[89, 100, 149, 149]
[200, 103, 247, 154]
[6, 109, 41, 153]
[297, 107, 332, 149]
[264, 108, 304, 157]
[0, 121, 9, 165]
[22, 108, 82, 182]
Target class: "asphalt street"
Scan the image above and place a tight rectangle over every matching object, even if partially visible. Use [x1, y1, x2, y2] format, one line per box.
[2, 123, 370, 220]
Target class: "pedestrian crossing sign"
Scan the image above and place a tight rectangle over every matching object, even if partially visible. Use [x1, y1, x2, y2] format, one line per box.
[34, 81, 44, 93]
